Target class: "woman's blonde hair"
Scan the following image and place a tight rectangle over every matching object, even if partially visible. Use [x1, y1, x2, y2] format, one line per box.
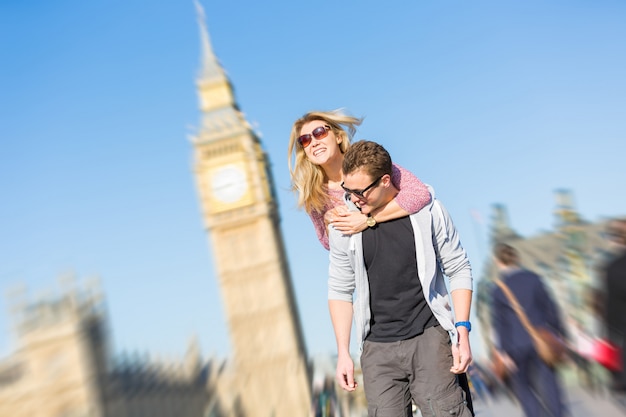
[288, 109, 362, 214]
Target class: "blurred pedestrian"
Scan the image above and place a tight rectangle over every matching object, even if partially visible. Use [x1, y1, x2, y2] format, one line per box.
[567, 318, 600, 391]
[490, 243, 566, 417]
[603, 218, 626, 407]
[467, 364, 491, 404]
[312, 376, 338, 417]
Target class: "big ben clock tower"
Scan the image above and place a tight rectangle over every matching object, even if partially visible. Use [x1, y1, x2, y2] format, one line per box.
[190, 5, 311, 417]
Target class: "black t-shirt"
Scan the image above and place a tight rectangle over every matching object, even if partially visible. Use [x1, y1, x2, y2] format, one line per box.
[363, 216, 437, 342]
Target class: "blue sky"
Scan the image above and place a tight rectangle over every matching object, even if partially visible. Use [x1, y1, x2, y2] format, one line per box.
[1, 1, 625, 361]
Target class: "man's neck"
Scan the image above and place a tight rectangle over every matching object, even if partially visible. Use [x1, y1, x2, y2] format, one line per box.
[371, 186, 399, 213]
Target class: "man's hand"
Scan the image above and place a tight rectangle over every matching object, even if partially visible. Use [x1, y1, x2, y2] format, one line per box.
[450, 329, 473, 374]
[328, 206, 368, 235]
[335, 352, 358, 391]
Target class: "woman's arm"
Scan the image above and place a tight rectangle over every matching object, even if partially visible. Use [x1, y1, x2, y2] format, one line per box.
[373, 163, 431, 221]
[310, 209, 330, 250]
[331, 163, 431, 235]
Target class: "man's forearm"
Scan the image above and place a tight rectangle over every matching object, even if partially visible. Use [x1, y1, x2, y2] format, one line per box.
[451, 289, 472, 322]
[329, 299, 354, 355]
[450, 289, 473, 373]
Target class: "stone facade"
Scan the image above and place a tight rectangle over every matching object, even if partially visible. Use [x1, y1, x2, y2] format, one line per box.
[0, 281, 226, 417]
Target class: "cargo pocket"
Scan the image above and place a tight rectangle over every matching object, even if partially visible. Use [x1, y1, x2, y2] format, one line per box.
[427, 386, 470, 417]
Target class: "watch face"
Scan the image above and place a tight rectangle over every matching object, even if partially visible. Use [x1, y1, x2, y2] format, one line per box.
[211, 164, 248, 203]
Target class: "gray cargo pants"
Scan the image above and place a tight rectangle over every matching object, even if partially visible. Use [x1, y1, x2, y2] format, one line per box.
[361, 325, 472, 417]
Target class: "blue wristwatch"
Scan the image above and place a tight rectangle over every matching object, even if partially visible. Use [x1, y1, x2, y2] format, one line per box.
[455, 321, 471, 332]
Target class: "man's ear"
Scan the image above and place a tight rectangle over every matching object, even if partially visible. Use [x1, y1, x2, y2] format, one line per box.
[381, 174, 392, 187]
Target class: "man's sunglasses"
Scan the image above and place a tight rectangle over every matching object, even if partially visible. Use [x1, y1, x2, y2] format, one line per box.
[297, 125, 331, 148]
[341, 176, 384, 198]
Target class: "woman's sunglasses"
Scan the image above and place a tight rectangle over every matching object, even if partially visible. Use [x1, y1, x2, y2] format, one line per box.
[297, 125, 331, 148]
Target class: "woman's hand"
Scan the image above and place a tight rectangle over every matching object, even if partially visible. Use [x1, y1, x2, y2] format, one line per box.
[327, 206, 368, 235]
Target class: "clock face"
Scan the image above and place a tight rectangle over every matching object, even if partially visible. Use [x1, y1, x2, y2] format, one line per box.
[211, 164, 248, 203]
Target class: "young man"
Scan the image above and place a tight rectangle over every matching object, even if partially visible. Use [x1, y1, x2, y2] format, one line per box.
[490, 243, 566, 417]
[604, 218, 626, 409]
[328, 140, 474, 416]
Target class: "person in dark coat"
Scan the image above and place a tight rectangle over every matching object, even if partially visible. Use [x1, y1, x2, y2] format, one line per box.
[604, 218, 626, 407]
[490, 243, 566, 417]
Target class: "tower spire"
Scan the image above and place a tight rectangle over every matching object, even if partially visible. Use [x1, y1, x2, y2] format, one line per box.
[194, 0, 225, 82]
[193, 0, 247, 137]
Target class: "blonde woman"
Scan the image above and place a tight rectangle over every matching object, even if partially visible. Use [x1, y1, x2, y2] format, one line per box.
[288, 109, 431, 250]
